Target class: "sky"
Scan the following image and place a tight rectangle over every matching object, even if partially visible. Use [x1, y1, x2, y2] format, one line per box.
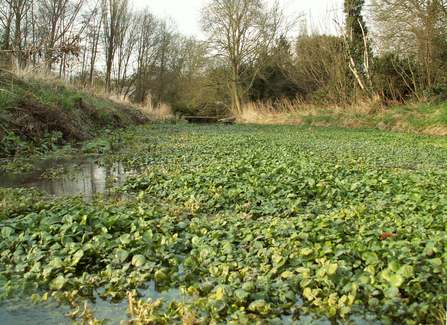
[132, 0, 345, 38]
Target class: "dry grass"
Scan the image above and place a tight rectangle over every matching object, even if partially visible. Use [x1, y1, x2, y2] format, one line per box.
[12, 68, 174, 120]
[234, 96, 447, 136]
[134, 102, 173, 118]
[236, 97, 379, 124]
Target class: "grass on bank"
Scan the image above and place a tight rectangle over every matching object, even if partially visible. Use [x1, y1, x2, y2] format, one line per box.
[0, 70, 176, 157]
[235, 98, 447, 136]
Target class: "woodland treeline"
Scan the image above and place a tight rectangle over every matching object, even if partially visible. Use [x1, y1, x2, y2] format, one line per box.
[1, 0, 446, 114]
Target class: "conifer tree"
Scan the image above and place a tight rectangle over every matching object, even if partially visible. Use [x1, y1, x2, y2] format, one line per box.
[344, 0, 373, 94]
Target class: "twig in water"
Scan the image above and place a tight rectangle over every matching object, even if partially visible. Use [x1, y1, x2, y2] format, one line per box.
[126, 291, 134, 318]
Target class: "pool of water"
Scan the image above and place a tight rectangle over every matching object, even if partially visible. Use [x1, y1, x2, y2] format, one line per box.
[0, 281, 186, 325]
[0, 285, 381, 325]
[0, 156, 126, 199]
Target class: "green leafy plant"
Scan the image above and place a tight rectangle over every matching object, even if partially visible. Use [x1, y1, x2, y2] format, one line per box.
[1, 124, 447, 324]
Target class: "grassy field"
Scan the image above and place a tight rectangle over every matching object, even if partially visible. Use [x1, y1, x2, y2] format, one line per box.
[1, 123, 446, 324]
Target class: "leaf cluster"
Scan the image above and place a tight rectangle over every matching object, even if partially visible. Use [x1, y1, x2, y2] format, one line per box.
[1, 124, 447, 324]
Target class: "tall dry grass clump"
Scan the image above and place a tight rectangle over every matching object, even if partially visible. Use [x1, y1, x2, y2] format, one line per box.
[136, 102, 173, 118]
[236, 96, 386, 127]
[236, 99, 310, 124]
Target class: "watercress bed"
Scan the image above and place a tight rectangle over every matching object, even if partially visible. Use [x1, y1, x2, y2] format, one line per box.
[1, 124, 446, 324]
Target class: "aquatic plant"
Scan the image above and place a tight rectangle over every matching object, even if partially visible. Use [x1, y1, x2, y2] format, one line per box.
[1, 124, 446, 324]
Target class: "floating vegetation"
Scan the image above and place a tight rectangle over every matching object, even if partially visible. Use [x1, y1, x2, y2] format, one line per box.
[1, 124, 446, 324]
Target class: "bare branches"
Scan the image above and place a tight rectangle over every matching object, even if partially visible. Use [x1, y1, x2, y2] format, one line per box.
[200, 0, 301, 112]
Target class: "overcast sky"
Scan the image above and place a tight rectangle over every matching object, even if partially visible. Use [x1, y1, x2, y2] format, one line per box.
[132, 0, 345, 38]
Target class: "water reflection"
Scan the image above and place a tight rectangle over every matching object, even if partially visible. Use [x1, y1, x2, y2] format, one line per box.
[0, 295, 71, 325]
[0, 156, 126, 199]
[0, 282, 185, 325]
[0, 280, 383, 325]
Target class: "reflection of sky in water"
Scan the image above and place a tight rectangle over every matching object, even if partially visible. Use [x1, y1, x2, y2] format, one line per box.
[0, 277, 383, 324]
[0, 282, 185, 325]
[0, 294, 71, 325]
[1, 285, 382, 325]
[0, 157, 126, 199]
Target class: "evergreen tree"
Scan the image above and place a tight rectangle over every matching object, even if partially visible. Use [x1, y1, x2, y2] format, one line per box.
[344, 0, 374, 94]
[344, 0, 368, 72]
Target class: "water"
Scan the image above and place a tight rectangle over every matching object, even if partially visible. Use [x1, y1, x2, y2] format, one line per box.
[0, 295, 70, 325]
[0, 288, 383, 325]
[0, 282, 186, 325]
[0, 156, 126, 199]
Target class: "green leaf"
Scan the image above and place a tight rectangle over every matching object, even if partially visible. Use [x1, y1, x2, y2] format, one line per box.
[154, 270, 167, 282]
[368, 297, 379, 307]
[131, 254, 146, 267]
[397, 264, 414, 277]
[210, 300, 226, 312]
[428, 258, 442, 267]
[31, 294, 40, 304]
[71, 250, 84, 266]
[1, 227, 14, 238]
[234, 289, 250, 300]
[316, 266, 327, 278]
[272, 253, 284, 265]
[178, 221, 187, 229]
[119, 234, 131, 245]
[241, 282, 256, 292]
[281, 270, 294, 278]
[364, 265, 375, 275]
[248, 299, 266, 311]
[327, 263, 338, 275]
[389, 274, 404, 287]
[50, 275, 66, 290]
[362, 251, 379, 264]
[49, 257, 65, 268]
[300, 278, 312, 288]
[284, 291, 297, 303]
[199, 282, 214, 294]
[115, 249, 129, 263]
[389, 261, 401, 272]
[384, 286, 399, 298]
[300, 248, 313, 256]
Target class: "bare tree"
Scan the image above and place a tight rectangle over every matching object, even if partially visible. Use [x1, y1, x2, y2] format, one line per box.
[154, 18, 180, 104]
[1, 0, 32, 68]
[200, 0, 300, 112]
[289, 31, 350, 104]
[81, 4, 102, 87]
[0, 0, 14, 51]
[370, 0, 447, 97]
[133, 8, 159, 102]
[36, 0, 85, 71]
[115, 9, 137, 91]
[101, 0, 129, 92]
[176, 36, 211, 108]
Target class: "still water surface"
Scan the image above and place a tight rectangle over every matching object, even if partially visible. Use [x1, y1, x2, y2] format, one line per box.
[0, 156, 125, 199]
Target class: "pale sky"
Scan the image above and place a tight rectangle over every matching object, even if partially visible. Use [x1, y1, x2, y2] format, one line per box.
[132, 0, 345, 38]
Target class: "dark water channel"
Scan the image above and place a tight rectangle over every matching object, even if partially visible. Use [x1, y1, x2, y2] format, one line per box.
[0, 156, 126, 199]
